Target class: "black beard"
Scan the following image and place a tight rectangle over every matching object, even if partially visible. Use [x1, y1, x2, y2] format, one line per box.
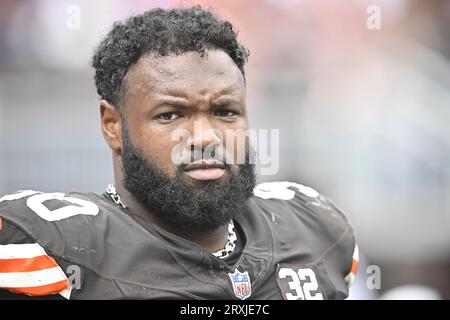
[121, 127, 257, 233]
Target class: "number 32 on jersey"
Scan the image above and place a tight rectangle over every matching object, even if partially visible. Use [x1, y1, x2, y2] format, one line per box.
[276, 265, 324, 300]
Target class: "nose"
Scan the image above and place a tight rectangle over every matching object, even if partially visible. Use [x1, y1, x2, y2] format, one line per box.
[186, 117, 222, 160]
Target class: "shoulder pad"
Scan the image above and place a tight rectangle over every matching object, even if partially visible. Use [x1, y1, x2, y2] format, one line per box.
[0, 189, 102, 299]
[253, 181, 352, 226]
[253, 181, 319, 200]
[0, 216, 70, 297]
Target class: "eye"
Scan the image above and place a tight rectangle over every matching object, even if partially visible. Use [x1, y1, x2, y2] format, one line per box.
[158, 112, 180, 121]
[214, 109, 238, 118]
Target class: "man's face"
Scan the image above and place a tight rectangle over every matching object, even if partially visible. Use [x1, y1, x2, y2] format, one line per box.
[119, 49, 256, 231]
[122, 49, 248, 182]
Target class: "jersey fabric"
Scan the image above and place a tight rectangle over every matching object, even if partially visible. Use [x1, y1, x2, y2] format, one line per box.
[0, 182, 357, 300]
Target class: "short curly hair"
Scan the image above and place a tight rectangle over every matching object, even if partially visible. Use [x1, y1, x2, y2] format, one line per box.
[92, 5, 249, 107]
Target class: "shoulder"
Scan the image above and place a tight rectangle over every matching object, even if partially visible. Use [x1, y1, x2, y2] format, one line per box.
[250, 181, 359, 293]
[0, 189, 132, 257]
[0, 201, 71, 299]
[0, 189, 115, 299]
[0, 190, 110, 245]
[0, 189, 116, 225]
[252, 182, 357, 276]
[252, 181, 353, 234]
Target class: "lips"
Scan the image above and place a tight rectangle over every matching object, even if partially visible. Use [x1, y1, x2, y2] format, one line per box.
[184, 161, 226, 180]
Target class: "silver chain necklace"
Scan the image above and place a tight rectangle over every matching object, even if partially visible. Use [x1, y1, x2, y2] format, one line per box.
[105, 184, 127, 208]
[212, 220, 237, 260]
[105, 184, 237, 260]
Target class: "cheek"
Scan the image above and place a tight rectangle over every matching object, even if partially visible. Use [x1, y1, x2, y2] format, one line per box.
[222, 127, 249, 165]
[134, 126, 180, 177]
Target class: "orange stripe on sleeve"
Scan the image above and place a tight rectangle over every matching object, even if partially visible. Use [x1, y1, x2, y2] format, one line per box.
[0, 255, 60, 273]
[351, 259, 359, 275]
[5, 279, 69, 296]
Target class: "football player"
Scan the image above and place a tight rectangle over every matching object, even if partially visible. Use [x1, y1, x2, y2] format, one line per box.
[0, 6, 357, 300]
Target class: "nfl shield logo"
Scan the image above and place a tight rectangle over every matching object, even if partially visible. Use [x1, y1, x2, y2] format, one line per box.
[228, 269, 252, 300]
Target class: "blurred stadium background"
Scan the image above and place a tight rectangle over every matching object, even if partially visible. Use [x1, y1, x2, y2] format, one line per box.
[0, 0, 448, 299]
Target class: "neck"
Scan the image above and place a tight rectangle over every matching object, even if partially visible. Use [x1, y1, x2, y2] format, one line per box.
[114, 183, 230, 253]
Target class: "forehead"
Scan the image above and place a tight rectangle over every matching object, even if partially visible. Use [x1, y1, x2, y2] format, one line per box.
[123, 49, 245, 101]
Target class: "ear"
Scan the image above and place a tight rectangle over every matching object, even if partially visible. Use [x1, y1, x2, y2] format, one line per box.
[100, 100, 122, 153]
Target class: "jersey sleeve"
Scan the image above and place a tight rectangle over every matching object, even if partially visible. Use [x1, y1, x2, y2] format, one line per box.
[317, 195, 359, 290]
[254, 181, 358, 298]
[344, 243, 359, 288]
[308, 194, 358, 297]
[0, 192, 71, 299]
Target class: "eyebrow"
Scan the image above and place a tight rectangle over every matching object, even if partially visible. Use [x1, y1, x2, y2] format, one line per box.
[153, 98, 191, 110]
[153, 97, 241, 110]
[212, 98, 241, 107]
